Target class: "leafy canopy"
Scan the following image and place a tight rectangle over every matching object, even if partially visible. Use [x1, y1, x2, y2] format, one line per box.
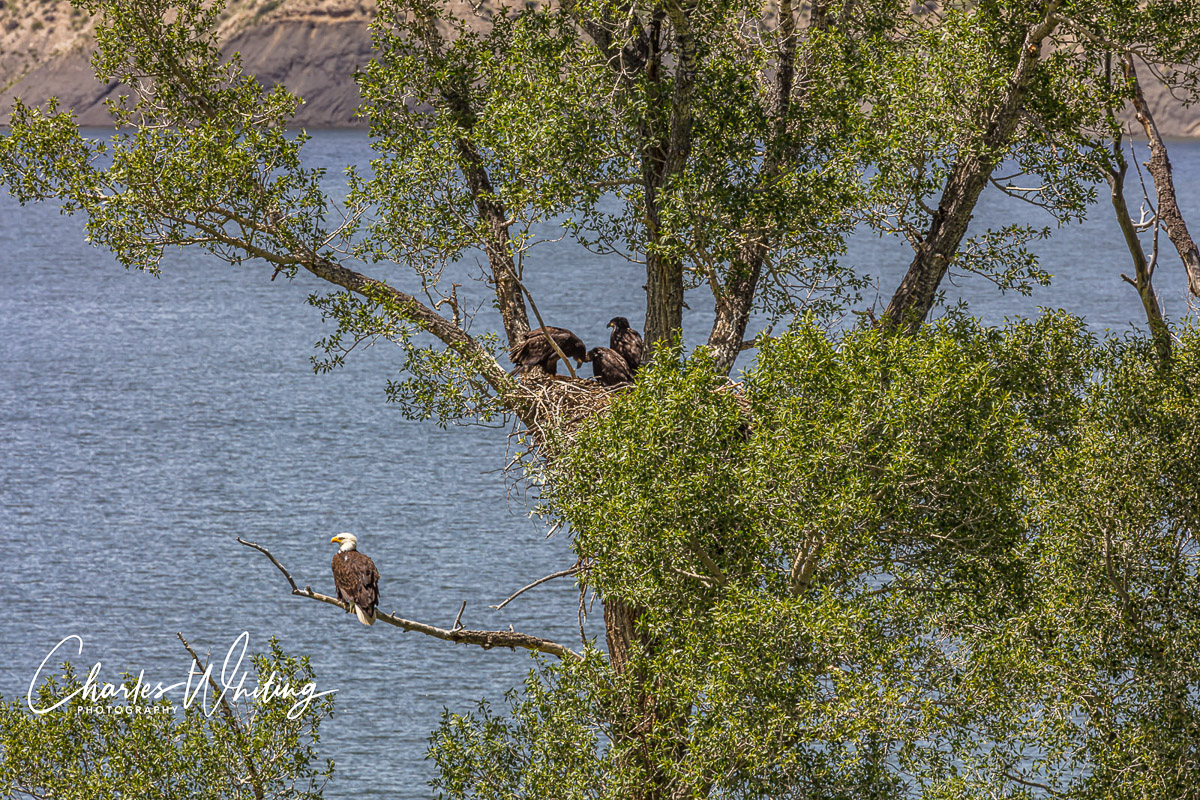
[433, 316, 1200, 799]
[0, 639, 335, 800]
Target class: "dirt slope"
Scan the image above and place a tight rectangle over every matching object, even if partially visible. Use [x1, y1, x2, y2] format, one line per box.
[0, 0, 375, 127]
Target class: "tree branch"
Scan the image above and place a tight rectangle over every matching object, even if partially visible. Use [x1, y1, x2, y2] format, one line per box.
[237, 537, 582, 661]
[147, 204, 524, 419]
[704, 0, 840, 374]
[1124, 53, 1200, 298]
[177, 632, 265, 800]
[513, 276, 579, 379]
[1104, 61, 1171, 366]
[491, 562, 585, 611]
[686, 534, 729, 587]
[881, 4, 1062, 332]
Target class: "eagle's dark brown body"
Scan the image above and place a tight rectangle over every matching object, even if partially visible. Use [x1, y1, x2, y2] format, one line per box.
[607, 317, 644, 373]
[509, 326, 587, 374]
[586, 346, 635, 386]
[332, 549, 380, 625]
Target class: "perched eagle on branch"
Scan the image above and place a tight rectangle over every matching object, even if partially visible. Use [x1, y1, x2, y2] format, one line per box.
[330, 533, 380, 626]
[586, 347, 635, 386]
[607, 317, 644, 373]
[509, 326, 587, 375]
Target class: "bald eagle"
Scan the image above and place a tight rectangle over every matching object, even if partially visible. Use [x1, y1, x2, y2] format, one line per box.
[586, 347, 635, 386]
[509, 326, 587, 375]
[607, 317, 644, 373]
[330, 533, 380, 626]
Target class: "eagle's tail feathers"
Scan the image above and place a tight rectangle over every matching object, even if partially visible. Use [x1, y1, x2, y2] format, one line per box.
[354, 604, 376, 626]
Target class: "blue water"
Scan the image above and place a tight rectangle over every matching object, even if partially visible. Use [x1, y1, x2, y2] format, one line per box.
[1, 130, 1196, 798]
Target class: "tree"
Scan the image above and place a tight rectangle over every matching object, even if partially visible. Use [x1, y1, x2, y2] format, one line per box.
[3, 0, 1200, 797]
[433, 318, 1200, 799]
[0, 637, 335, 800]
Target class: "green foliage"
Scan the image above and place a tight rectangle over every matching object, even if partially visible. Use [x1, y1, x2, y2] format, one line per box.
[434, 316, 1200, 798]
[1, 0, 323, 276]
[0, 0, 508, 422]
[5, 1, 1200, 797]
[0, 639, 334, 800]
[4, 0, 1200, 416]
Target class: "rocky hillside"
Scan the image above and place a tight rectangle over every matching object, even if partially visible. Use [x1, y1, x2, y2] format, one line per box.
[2, 0, 1199, 136]
[1, 0, 376, 126]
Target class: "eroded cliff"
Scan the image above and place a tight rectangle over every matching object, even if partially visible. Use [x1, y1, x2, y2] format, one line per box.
[1, 0, 375, 127]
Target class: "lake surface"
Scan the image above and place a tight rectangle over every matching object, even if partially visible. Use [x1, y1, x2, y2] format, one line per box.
[1, 130, 1196, 798]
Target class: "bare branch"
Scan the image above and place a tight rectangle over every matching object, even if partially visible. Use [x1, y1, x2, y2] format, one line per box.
[1124, 54, 1200, 297]
[177, 632, 265, 800]
[237, 537, 582, 661]
[452, 600, 467, 631]
[491, 562, 585, 611]
[1104, 56, 1171, 365]
[513, 276, 580, 379]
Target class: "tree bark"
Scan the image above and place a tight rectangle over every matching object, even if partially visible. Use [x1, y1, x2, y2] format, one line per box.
[880, 7, 1061, 333]
[706, 0, 808, 375]
[455, 130, 531, 347]
[1124, 54, 1200, 299]
[603, 597, 690, 800]
[404, 3, 529, 348]
[707, 242, 766, 374]
[1105, 135, 1171, 365]
[641, 4, 695, 355]
[567, 1, 694, 357]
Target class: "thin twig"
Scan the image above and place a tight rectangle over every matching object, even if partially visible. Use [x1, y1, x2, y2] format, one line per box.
[453, 600, 467, 631]
[491, 562, 584, 611]
[512, 276, 578, 378]
[177, 632, 265, 800]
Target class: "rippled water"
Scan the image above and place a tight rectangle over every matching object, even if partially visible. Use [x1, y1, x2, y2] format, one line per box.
[1, 130, 1196, 798]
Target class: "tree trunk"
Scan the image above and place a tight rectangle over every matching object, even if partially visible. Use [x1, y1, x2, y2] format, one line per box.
[603, 597, 689, 800]
[644, 250, 686, 353]
[880, 151, 995, 332]
[641, 3, 695, 355]
[1105, 131, 1171, 366]
[1124, 54, 1200, 299]
[446, 89, 530, 348]
[457, 142, 530, 347]
[705, 0, 820, 375]
[407, 8, 529, 349]
[707, 241, 765, 374]
[880, 9, 1061, 333]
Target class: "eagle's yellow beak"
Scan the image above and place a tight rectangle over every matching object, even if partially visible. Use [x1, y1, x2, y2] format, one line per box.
[330, 536, 341, 543]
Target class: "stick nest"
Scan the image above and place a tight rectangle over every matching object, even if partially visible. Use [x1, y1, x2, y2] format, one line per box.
[509, 372, 624, 448]
[508, 371, 753, 453]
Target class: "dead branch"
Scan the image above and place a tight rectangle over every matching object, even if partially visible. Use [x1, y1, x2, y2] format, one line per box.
[1104, 54, 1171, 366]
[491, 561, 585, 611]
[513, 276, 579, 379]
[237, 537, 582, 661]
[452, 600, 467, 631]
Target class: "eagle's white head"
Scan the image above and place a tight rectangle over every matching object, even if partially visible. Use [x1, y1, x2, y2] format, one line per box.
[330, 532, 358, 553]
